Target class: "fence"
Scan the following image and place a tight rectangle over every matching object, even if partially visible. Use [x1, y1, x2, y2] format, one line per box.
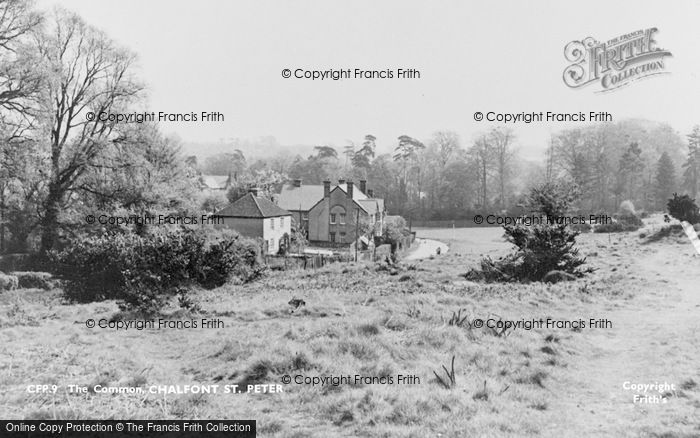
[264, 252, 354, 270]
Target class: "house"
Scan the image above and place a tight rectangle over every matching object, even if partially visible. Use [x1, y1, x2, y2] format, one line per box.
[214, 191, 292, 254]
[277, 179, 386, 246]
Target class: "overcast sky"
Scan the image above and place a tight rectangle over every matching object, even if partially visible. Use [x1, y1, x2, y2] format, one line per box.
[36, 0, 700, 160]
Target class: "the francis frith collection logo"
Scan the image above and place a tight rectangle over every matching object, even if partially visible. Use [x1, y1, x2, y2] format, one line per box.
[563, 28, 672, 92]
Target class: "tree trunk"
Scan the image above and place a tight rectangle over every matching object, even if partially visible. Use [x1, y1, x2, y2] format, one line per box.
[0, 189, 5, 254]
[40, 183, 62, 253]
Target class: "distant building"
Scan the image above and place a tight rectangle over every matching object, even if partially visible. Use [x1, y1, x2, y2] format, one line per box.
[277, 179, 385, 246]
[214, 191, 291, 254]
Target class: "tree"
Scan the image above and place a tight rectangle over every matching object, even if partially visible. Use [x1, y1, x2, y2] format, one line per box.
[489, 127, 515, 209]
[667, 193, 700, 224]
[312, 145, 338, 160]
[393, 135, 425, 215]
[655, 151, 676, 210]
[202, 150, 246, 177]
[0, 0, 42, 120]
[351, 134, 376, 176]
[683, 126, 700, 198]
[35, 8, 142, 251]
[469, 134, 495, 209]
[614, 142, 644, 206]
[342, 142, 354, 172]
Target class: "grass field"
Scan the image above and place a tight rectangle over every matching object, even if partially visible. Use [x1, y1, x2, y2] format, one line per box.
[1, 216, 699, 437]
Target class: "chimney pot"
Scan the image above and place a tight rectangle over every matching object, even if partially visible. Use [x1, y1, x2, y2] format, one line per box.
[338, 179, 346, 185]
[293, 179, 302, 188]
[323, 180, 331, 198]
[360, 180, 367, 194]
[347, 181, 354, 199]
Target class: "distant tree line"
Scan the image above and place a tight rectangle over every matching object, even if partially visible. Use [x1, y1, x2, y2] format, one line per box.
[195, 119, 694, 223]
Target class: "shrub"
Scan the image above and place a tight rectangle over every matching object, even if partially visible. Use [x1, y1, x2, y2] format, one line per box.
[52, 227, 260, 314]
[570, 222, 592, 233]
[667, 193, 700, 224]
[466, 180, 592, 282]
[593, 201, 643, 233]
[618, 200, 636, 216]
[594, 215, 642, 233]
[0, 273, 19, 291]
[11, 272, 53, 290]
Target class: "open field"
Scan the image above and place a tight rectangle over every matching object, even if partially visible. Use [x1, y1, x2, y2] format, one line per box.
[1, 217, 699, 437]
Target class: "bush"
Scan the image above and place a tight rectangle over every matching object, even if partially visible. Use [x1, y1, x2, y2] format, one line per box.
[570, 222, 592, 233]
[11, 271, 54, 290]
[466, 180, 592, 282]
[52, 227, 260, 314]
[0, 273, 19, 291]
[667, 193, 700, 224]
[593, 201, 643, 233]
[594, 215, 643, 233]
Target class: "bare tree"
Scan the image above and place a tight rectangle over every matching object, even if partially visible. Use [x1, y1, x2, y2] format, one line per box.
[469, 134, 495, 209]
[0, 0, 42, 119]
[489, 127, 515, 210]
[35, 8, 142, 251]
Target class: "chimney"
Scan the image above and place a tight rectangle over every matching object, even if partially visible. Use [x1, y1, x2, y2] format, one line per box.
[338, 178, 346, 185]
[249, 187, 259, 196]
[323, 180, 331, 198]
[359, 180, 367, 194]
[346, 181, 354, 199]
[293, 179, 302, 188]
[367, 189, 374, 198]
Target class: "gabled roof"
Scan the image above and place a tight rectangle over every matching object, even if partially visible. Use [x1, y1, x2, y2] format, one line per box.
[216, 193, 291, 218]
[358, 199, 379, 215]
[278, 184, 325, 211]
[277, 182, 370, 211]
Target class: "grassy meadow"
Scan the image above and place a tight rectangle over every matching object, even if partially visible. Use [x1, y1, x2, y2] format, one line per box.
[1, 216, 699, 437]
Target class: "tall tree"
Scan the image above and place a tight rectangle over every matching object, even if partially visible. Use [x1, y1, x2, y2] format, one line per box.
[351, 134, 376, 176]
[655, 151, 676, 209]
[393, 135, 424, 215]
[469, 134, 495, 209]
[342, 142, 354, 173]
[489, 127, 515, 209]
[0, 0, 42, 121]
[614, 142, 644, 206]
[683, 126, 700, 198]
[311, 145, 338, 160]
[36, 8, 142, 251]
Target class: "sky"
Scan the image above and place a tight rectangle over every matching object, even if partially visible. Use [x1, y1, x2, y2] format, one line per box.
[35, 0, 700, 160]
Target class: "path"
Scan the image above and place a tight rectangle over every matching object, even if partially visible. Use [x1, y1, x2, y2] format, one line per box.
[404, 238, 449, 260]
[548, 234, 700, 436]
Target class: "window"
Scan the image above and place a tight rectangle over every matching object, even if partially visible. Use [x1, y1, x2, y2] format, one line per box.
[339, 213, 346, 224]
[340, 232, 346, 241]
[280, 217, 284, 228]
[330, 213, 336, 224]
[330, 232, 336, 242]
[302, 212, 309, 220]
[270, 238, 275, 249]
[270, 218, 275, 230]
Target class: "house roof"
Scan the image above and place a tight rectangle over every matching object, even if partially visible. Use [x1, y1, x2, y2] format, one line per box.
[201, 174, 230, 190]
[216, 193, 291, 218]
[277, 182, 371, 211]
[278, 184, 325, 211]
[358, 199, 380, 215]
